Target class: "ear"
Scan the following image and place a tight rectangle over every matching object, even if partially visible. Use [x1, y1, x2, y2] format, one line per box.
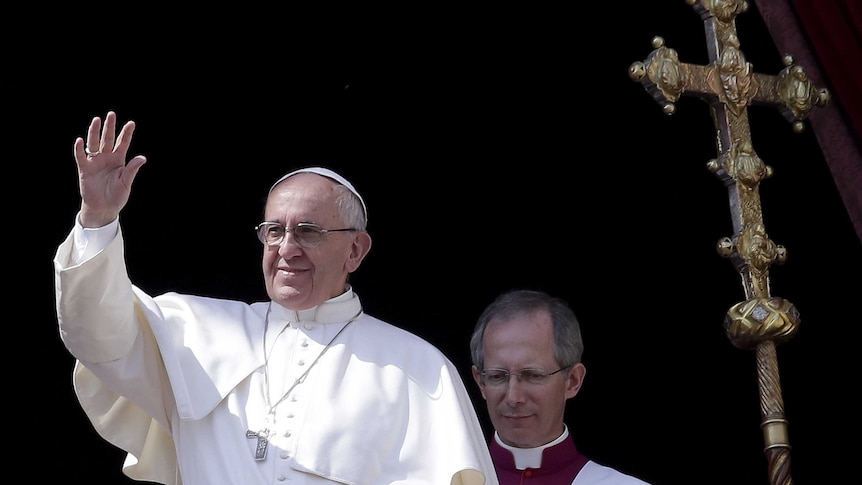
[471, 365, 488, 400]
[345, 231, 372, 273]
[564, 362, 586, 399]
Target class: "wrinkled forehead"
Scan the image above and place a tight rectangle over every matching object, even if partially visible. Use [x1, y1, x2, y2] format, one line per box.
[270, 167, 367, 221]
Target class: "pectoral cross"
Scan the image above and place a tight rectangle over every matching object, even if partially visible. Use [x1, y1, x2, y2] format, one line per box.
[246, 428, 269, 461]
[628, 2, 828, 485]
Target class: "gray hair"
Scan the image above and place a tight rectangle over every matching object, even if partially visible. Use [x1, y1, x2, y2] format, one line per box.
[469, 289, 584, 370]
[331, 182, 367, 231]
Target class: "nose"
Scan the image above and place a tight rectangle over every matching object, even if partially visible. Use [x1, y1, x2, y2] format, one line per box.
[277, 231, 304, 257]
[503, 376, 527, 404]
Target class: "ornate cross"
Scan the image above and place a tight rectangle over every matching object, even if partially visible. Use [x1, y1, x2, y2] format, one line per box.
[628, 1, 829, 484]
[246, 428, 270, 461]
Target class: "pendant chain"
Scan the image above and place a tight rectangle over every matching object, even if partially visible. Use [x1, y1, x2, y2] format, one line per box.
[249, 303, 362, 461]
[262, 304, 362, 415]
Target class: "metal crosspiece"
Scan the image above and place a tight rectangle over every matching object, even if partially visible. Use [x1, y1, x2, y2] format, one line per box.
[628, 1, 828, 484]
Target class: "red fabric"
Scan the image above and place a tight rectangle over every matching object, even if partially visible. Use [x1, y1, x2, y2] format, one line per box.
[489, 436, 588, 485]
[758, 0, 862, 244]
[791, 0, 862, 144]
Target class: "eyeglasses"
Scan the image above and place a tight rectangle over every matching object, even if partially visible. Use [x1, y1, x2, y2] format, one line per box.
[255, 222, 356, 248]
[479, 366, 571, 387]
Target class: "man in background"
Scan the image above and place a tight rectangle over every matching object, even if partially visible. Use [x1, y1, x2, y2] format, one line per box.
[469, 289, 651, 484]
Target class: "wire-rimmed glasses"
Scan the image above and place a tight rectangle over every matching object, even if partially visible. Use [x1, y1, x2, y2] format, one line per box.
[479, 366, 571, 387]
[255, 222, 356, 249]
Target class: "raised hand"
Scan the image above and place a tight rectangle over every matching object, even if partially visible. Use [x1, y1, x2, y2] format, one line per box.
[74, 111, 147, 228]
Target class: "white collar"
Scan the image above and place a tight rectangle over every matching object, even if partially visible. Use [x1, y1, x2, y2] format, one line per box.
[269, 287, 362, 325]
[496, 425, 569, 470]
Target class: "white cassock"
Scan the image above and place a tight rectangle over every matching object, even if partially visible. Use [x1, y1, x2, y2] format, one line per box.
[54, 218, 498, 485]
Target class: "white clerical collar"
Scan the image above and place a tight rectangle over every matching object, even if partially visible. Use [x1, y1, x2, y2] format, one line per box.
[269, 286, 362, 325]
[496, 425, 570, 470]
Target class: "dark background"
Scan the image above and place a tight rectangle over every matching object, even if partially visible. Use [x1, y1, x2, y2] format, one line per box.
[22, 2, 859, 484]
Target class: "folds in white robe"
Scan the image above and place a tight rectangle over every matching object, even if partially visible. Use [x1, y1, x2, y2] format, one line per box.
[55, 227, 497, 485]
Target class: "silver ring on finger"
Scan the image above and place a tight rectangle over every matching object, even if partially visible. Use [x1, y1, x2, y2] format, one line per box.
[85, 148, 101, 157]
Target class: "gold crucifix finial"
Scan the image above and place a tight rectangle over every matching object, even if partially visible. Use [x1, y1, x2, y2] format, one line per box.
[628, 2, 829, 485]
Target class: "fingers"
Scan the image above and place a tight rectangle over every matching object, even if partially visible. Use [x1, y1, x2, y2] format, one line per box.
[102, 111, 117, 153]
[76, 111, 142, 166]
[122, 155, 148, 186]
[115, 119, 138, 158]
[86, 113, 104, 153]
[73, 137, 88, 162]
[85, 111, 121, 155]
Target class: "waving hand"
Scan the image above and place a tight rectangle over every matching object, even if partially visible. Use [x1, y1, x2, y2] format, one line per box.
[74, 111, 147, 228]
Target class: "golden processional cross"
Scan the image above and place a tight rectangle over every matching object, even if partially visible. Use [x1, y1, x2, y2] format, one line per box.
[628, 1, 829, 484]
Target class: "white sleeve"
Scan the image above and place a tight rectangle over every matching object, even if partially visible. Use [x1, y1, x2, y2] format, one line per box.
[72, 213, 119, 264]
[574, 460, 651, 484]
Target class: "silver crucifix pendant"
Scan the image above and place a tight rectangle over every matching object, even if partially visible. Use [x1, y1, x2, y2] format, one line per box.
[246, 429, 269, 461]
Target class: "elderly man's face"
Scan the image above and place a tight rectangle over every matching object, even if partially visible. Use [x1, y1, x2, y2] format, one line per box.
[261, 173, 369, 310]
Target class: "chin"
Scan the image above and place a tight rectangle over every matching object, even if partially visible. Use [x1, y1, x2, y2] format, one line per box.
[500, 433, 537, 449]
[272, 286, 303, 305]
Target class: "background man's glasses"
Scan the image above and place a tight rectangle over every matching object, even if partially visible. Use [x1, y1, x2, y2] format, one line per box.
[479, 366, 571, 387]
[255, 222, 356, 249]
